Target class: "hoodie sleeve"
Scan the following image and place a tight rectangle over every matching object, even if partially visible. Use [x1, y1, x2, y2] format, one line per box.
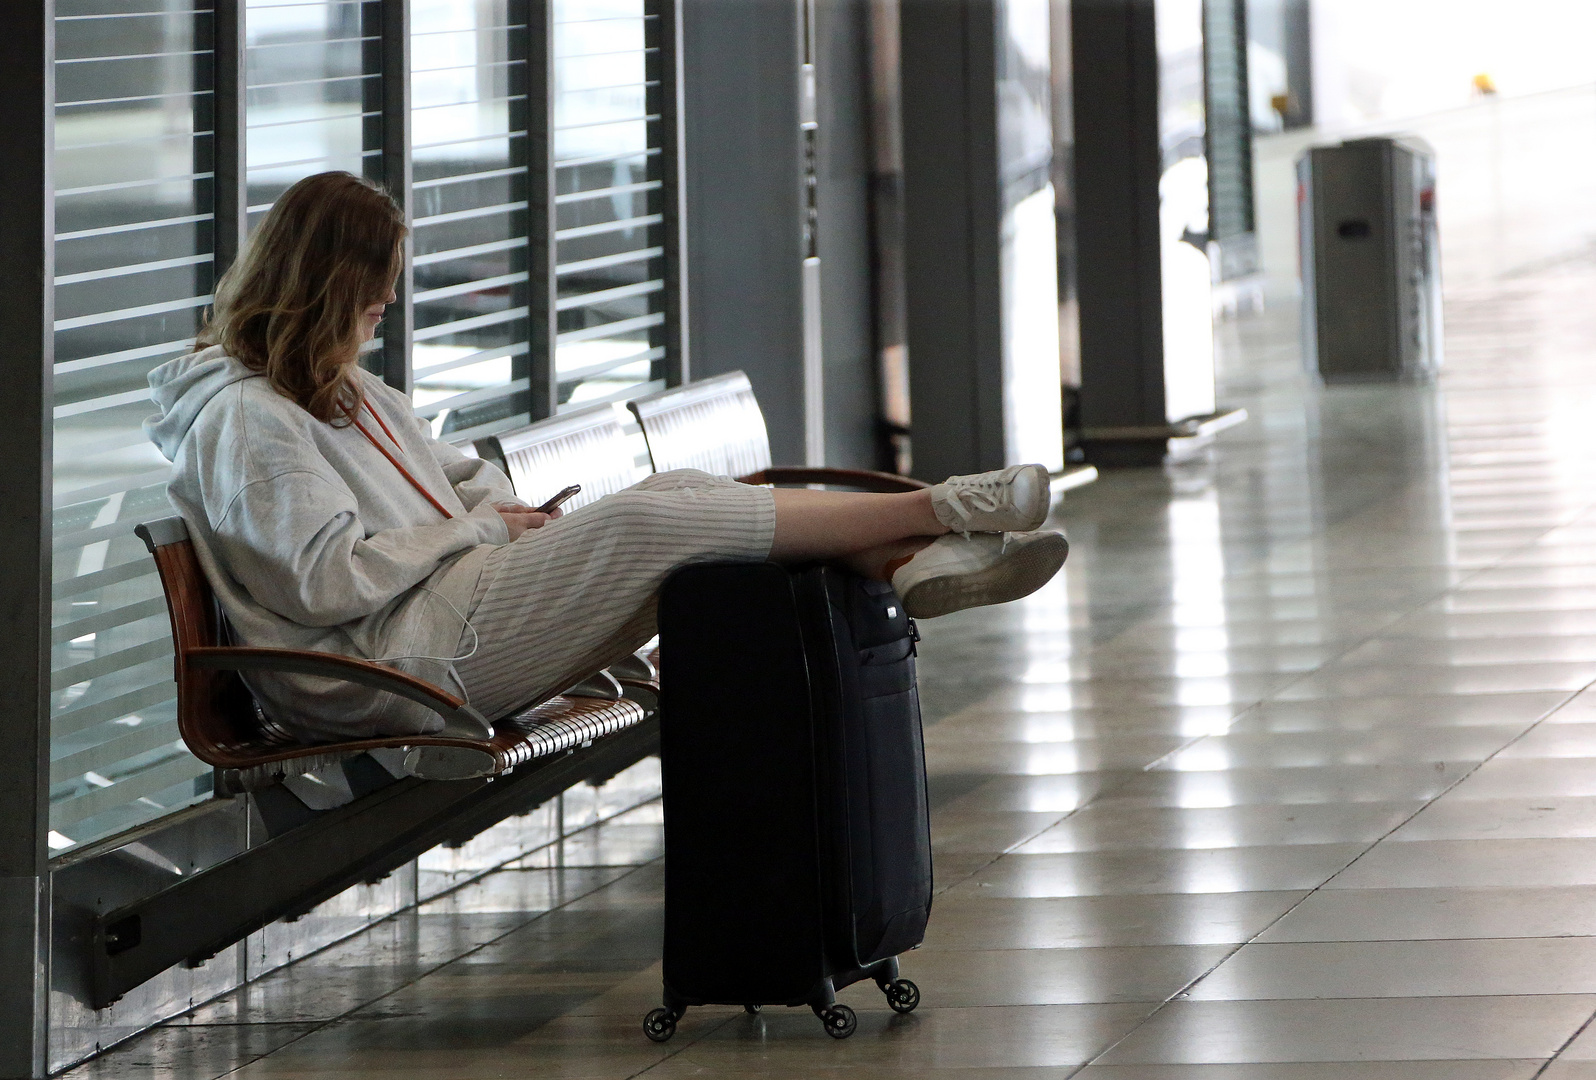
[212, 467, 508, 627]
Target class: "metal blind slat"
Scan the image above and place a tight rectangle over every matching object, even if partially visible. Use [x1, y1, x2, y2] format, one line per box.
[51, 639, 173, 693]
[412, 379, 532, 420]
[53, 684, 176, 742]
[50, 753, 209, 833]
[413, 342, 527, 380]
[51, 719, 185, 786]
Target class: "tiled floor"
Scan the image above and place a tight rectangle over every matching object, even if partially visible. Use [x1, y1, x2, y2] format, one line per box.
[67, 262, 1596, 1077]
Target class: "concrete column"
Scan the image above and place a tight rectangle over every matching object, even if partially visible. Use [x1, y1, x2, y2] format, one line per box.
[0, 6, 55, 1075]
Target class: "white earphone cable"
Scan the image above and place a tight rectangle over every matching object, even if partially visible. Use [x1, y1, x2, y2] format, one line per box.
[367, 586, 480, 665]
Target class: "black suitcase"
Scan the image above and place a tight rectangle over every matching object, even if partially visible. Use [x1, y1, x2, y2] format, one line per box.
[643, 562, 933, 1041]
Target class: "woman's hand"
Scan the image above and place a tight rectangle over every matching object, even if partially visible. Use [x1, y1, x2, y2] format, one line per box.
[492, 500, 561, 542]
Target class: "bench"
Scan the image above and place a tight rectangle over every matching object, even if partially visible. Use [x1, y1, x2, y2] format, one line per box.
[470, 400, 647, 512]
[136, 516, 648, 787]
[626, 371, 931, 493]
[621, 369, 1096, 498]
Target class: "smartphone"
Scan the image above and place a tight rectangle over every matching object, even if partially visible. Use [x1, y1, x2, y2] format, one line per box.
[534, 484, 581, 515]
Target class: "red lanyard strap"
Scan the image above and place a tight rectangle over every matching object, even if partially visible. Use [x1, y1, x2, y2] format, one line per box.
[353, 404, 455, 520]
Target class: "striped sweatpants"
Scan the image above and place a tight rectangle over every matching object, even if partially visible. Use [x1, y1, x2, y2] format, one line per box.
[452, 469, 776, 720]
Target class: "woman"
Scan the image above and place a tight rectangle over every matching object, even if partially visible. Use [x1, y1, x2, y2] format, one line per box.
[145, 172, 1067, 743]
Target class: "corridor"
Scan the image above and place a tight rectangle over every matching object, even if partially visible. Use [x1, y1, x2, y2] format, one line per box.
[71, 261, 1596, 1077]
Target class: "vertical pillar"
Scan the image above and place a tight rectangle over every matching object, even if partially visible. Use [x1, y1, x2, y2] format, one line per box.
[1282, 0, 1312, 128]
[1073, 0, 1244, 466]
[1071, 0, 1165, 463]
[680, 0, 806, 464]
[799, 0, 825, 467]
[0, 8, 53, 1077]
[867, 0, 910, 474]
[213, 2, 248, 275]
[1052, 0, 1082, 448]
[650, 0, 690, 387]
[900, 0, 1002, 482]
[526, 0, 558, 420]
[379, 0, 413, 395]
[900, 0, 1063, 483]
[813, 0, 880, 471]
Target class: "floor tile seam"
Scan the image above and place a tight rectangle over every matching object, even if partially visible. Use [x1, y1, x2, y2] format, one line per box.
[198, 1043, 289, 1080]
[1127, 619, 1419, 776]
[1214, 931, 1596, 949]
[921, 927, 1596, 951]
[1304, 675, 1596, 884]
[1207, 680, 1594, 924]
[1126, 498, 1596, 779]
[1533, 1002, 1596, 1078]
[202, 857, 664, 1078]
[1054, 1002, 1175, 1080]
[625, 1012, 742, 1079]
[1065, 681, 1595, 1074]
[963, 589, 1462, 881]
[1178, 991, 1596, 1005]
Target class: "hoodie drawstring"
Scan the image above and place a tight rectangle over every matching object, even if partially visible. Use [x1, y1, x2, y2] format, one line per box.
[352, 405, 455, 520]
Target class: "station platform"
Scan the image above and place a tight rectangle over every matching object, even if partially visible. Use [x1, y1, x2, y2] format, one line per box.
[69, 258, 1596, 1078]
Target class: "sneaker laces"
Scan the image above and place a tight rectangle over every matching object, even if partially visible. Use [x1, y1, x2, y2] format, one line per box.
[940, 475, 1008, 532]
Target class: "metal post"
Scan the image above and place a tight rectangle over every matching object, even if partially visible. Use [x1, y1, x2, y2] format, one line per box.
[527, 0, 558, 420]
[1282, 0, 1312, 128]
[0, 7, 54, 1076]
[1070, 0, 1167, 462]
[798, 0, 823, 466]
[680, 0, 807, 463]
[899, 0, 1005, 481]
[650, 0, 689, 387]
[213, 0, 248, 275]
[380, 0, 413, 395]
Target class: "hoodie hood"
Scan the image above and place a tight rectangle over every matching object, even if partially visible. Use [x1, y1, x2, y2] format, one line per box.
[145, 346, 259, 461]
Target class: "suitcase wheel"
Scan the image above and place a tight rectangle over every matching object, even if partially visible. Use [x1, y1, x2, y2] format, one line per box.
[818, 1003, 857, 1039]
[643, 1007, 678, 1043]
[744, 1003, 762, 1015]
[884, 978, 921, 1015]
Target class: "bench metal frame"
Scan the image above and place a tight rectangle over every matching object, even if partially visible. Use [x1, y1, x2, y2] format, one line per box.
[76, 716, 657, 1010]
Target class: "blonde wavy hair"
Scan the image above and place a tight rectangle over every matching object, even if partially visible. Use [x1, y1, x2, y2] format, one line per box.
[199, 172, 406, 425]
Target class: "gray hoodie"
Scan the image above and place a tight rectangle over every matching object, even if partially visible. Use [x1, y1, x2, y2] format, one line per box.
[146, 346, 517, 741]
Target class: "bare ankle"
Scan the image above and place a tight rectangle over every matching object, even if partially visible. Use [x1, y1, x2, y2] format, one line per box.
[848, 536, 937, 581]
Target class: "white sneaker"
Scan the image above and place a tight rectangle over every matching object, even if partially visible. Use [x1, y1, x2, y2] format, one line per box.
[891, 531, 1068, 619]
[929, 463, 1051, 534]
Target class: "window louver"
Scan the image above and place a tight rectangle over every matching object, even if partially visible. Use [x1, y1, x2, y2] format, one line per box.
[552, 0, 667, 411]
[50, 0, 218, 850]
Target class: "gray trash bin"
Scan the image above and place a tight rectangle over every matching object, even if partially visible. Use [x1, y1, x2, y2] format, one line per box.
[1297, 136, 1442, 383]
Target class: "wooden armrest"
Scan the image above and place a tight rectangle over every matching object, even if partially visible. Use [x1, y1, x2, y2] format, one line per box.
[742, 466, 930, 492]
[186, 647, 493, 739]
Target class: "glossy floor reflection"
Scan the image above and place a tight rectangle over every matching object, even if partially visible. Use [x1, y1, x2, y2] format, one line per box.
[69, 262, 1596, 1078]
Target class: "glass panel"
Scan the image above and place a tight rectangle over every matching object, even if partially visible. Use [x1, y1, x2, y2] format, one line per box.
[245, 0, 381, 222]
[411, 0, 532, 440]
[50, 0, 217, 852]
[552, 0, 665, 410]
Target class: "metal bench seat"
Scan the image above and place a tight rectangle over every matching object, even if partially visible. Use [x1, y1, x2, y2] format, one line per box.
[471, 401, 646, 512]
[136, 517, 646, 787]
[627, 371, 931, 493]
